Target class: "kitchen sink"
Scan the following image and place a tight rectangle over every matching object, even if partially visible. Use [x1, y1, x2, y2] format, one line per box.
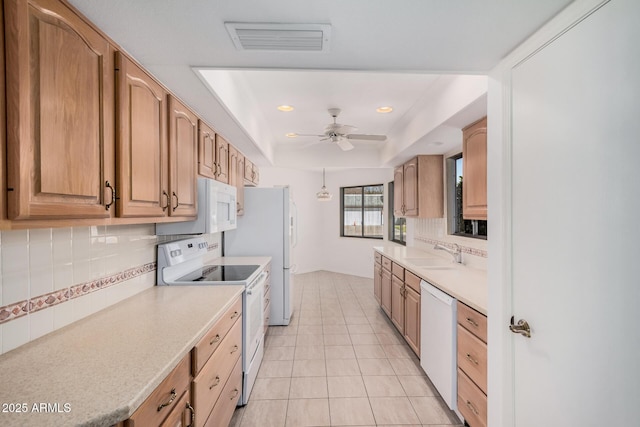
[420, 266, 455, 271]
[404, 257, 451, 267]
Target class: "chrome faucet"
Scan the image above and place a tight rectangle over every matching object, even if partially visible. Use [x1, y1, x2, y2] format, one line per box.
[434, 243, 462, 264]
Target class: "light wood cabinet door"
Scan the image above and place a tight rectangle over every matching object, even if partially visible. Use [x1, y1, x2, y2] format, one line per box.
[5, 0, 115, 219]
[197, 121, 216, 179]
[391, 275, 405, 334]
[252, 164, 260, 186]
[373, 262, 382, 304]
[381, 268, 392, 317]
[168, 96, 197, 217]
[215, 135, 230, 184]
[236, 153, 245, 215]
[228, 145, 238, 187]
[116, 53, 168, 218]
[0, 3, 7, 224]
[462, 117, 487, 220]
[244, 158, 254, 183]
[393, 165, 404, 216]
[159, 389, 194, 427]
[402, 158, 419, 216]
[404, 286, 420, 356]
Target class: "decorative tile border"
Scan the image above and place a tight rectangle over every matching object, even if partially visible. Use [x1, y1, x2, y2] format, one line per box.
[414, 236, 487, 258]
[0, 262, 156, 325]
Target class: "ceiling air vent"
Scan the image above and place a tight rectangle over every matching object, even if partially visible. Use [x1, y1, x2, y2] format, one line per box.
[225, 23, 331, 52]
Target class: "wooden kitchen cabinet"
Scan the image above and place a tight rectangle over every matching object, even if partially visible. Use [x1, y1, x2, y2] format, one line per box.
[0, 3, 7, 225]
[403, 271, 421, 356]
[126, 354, 191, 427]
[456, 300, 488, 427]
[191, 295, 242, 427]
[168, 96, 198, 217]
[462, 117, 487, 220]
[373, 260, 382, 304]
[394, 155, 443, 218]
[390, 263, 405, 333]
[380, 261, 392, 317]
[159, 389, 194, 427]
[115, 52, 168, 218]
[244, 158, 260, 186]
[236, 153, 245, 215]
[215, 134, 230, 184]
[197, 120, 216, 179]
[4, 0, 115, 220]
[228, 144, 238, 188]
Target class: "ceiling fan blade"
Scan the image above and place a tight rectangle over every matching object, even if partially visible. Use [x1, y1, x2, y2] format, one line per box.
[346, 134, 387, 141]
[335, 138, 354, 151]
[295, 133, 325, 137]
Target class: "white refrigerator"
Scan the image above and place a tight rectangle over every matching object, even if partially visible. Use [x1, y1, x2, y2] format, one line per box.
[224, 186, 295, 325]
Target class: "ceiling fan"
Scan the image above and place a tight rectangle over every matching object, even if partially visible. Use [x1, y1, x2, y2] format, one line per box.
[297, 108, 387, 151]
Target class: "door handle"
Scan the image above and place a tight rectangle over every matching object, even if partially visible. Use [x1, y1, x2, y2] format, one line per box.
[509, 316, 531, 338]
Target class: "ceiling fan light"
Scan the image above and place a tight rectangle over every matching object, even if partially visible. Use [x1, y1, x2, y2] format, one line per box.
[285, 132, 298, 138]
[316, 168, 332, 201]
[277, 105, 294, 112]
[376, 106, 393, 113]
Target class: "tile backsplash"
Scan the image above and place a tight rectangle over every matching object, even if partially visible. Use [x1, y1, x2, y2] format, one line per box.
[0, 224, 221, 355]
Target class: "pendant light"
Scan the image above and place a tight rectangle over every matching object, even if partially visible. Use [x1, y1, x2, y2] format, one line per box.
[316, 168, 332, 201]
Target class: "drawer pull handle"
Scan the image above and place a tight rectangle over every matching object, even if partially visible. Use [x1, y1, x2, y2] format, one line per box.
[186, 401, 195, 427]
[465, 400, 480, 416]
[210, 334, 221, 346]
[466, 353, 479, 365]
[231, 345, 239, 354]
[209, 376, 221, 390]
[466, 317, 479, 327]
[230, 389, 239, 400]
[157, 388, 177, 411]
[231, 311, 240, 320]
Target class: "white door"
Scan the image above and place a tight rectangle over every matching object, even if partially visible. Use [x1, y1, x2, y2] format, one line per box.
[510, 1, 640, 425]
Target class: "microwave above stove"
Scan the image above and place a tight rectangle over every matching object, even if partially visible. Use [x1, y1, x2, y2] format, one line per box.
[156, 178, 237, 235]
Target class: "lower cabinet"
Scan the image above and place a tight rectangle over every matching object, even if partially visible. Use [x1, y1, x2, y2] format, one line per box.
[456, 301, 488, 427]
[191, 297, 243, 427]
[373, 252, 421, 357]
[125, 355, 192, 426]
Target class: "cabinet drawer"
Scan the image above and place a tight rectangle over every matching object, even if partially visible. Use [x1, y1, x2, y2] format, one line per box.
[457, 325, 487, 394]
[381, 256, 392, 271]
[374, 252, 382, 264]
[192, 296, 242, 375]
[127, 354, 190, 427]
[192, 317, 242, 427]
[457, 369, 487, 427]
[160, 388, 193, 427]
[404, 270, 421, 293]
[203, 356, 243, 427]
[457, 301, 487, 343]
[391, 262, 405, 280]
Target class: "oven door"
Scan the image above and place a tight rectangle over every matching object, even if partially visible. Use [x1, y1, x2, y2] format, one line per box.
[245, 271, 266, 365]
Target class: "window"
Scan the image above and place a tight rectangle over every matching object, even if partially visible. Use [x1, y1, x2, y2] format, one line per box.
[340, 184, 384, 239]
[448, 154, 487, 238]
[388, 181, 406, 245]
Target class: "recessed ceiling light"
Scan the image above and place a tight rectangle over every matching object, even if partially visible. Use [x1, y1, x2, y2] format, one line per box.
[285, 133, 298, 138]
[277, 105, 294, 112]
[376, 106, 393, 113]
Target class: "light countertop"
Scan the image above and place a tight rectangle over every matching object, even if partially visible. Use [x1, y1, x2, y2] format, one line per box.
[374, 246, 487, 315]
[0, 285, 244, 427]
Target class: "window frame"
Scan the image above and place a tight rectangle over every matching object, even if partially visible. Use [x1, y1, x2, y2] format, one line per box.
[388, 181, 406, 245]
[339, 184, 384, 240]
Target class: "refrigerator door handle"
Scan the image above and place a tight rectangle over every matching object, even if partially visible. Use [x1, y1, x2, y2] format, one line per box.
[292, 201, 298, 248]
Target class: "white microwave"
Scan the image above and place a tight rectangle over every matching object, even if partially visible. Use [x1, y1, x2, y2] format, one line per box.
[156, 178, 237, 235]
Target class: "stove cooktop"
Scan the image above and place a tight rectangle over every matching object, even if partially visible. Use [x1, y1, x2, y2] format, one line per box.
[177, 264, 261, 283]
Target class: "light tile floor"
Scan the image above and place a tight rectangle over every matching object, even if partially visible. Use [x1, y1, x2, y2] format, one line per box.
[230, 271, 463, 427]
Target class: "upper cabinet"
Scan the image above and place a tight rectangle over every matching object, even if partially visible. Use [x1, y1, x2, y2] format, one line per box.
[115, 52, 168, 218]
[4, 0, 115, 219]
[394, 155, 443, 218]
[215, 135, 230, 184]
[197, 120, 216, 179]
[236, 153, 245, 215]
[168, 96, 198, 217]
[244, 158, 259, 187]
[462, 117, 487, 220]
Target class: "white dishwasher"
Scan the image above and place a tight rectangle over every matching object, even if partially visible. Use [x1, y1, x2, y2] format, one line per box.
[420, 280, 457, 411]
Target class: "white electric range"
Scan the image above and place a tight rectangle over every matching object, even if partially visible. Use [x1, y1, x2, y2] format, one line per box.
[157, 236, 267, 405]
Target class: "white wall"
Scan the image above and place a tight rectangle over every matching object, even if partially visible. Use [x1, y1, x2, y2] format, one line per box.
[260, 167, 394, 278]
